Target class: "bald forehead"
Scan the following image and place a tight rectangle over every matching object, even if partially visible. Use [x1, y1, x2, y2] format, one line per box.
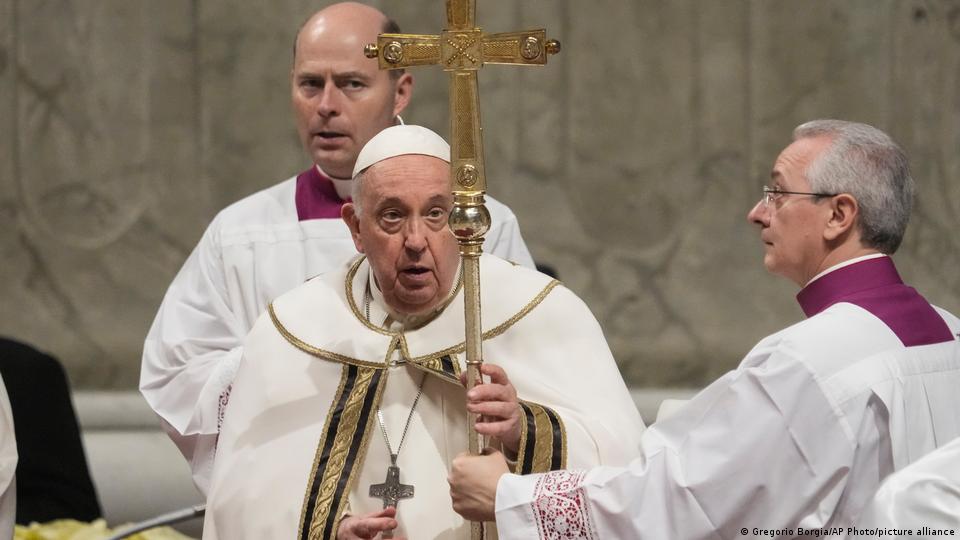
[294, 3, 387, 60]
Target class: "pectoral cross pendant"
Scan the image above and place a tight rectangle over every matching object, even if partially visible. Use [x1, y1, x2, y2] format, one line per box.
[369, 454, 415, 509]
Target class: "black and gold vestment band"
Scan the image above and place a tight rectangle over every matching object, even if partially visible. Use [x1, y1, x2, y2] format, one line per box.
[516, 400, 567, 474]
[298, 364, 386, 540]
[295, 354, 459, 540]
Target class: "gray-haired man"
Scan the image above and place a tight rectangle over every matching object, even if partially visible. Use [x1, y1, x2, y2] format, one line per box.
[450, 120, 960, 539]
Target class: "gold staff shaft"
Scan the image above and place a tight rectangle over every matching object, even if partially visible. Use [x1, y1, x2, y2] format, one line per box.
[363, 2, 560, 537]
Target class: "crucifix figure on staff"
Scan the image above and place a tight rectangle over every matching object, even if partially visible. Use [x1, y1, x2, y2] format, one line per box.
[199, 4, 645, 540]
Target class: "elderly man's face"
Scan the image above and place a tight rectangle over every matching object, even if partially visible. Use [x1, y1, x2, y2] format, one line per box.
[291, 5, 412, 179]
[344, 155, 459, 315]
[747, 135, 835, 286]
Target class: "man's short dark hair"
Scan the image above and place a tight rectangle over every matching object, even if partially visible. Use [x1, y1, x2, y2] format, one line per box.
[383, 16, 401, 35]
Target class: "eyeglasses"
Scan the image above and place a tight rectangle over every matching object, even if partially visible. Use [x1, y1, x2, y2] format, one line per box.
[761, 186, 837, 208]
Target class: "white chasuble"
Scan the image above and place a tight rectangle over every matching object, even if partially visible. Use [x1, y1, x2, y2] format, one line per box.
[140, 175, 535, 493]
[202, 254, 644, 540]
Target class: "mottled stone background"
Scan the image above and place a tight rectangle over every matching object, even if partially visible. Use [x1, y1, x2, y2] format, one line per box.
[2, 0, 958, 391]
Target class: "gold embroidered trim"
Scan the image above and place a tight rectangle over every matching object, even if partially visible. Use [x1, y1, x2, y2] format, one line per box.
[400, 280, 562, 382]
[272, 257, 562, 381]
[516, 401, 567, 474]
[297, 365, 351, 540]
[300, 365, 388, 540]
[345, 257, 397, 337]
[447, 353, 462, 379]
[385, 335, 404, 364]
[330, 368, 386, 538]
[270, 303, 385, 370]
[481, 279, 561, 341]
[514, 404, 530, 474]
[407, 353, 461, 383]
[530, 405, 554, 473]
[307, 368, 368, 537]
[343, 256, 465, 336]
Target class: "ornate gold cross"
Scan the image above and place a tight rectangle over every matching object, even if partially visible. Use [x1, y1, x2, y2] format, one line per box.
[365, 3, 560, 537]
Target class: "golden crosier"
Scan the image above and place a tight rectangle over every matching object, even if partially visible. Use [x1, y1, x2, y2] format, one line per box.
[364, 2, 560, 537]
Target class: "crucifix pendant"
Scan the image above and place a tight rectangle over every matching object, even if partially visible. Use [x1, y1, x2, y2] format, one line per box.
[369, 454, 415, 509]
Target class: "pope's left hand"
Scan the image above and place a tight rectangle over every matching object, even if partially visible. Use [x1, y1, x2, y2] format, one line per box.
[448, 448, 509, 522]
[463, 363, 522, 453]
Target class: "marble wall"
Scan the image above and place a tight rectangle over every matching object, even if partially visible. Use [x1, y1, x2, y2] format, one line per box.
[1, 0, 958, 390]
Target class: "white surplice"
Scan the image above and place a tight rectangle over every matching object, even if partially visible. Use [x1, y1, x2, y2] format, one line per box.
[140, 175, 534, 492]
[495, 303, 960, 540]
[202, 254, 644, 540]
[0, 373, 17, 538]
[856, 435, 960, 538]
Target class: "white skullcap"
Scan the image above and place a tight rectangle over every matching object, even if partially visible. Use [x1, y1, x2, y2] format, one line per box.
[352, 125, 450, 179]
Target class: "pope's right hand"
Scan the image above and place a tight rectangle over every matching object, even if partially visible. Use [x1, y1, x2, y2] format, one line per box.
[337, 507, 406, 540]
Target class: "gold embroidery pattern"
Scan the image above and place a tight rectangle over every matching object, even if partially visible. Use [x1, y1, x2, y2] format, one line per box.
[445, 353, 463, 379]
[401, 280, 562, 378]
[269, 304, 384, 370]
[384, 335, 404, 364]
[344, 257, 398, 337]
[411, 356, 442, 374]
[516, 401, 567, 474]
[343, 256, 465, 337]
[273, 304, 452, 384]
[515, 403, 530, 474]
[272, 257, 561, 384]
[297, 365, 351, 540]
[298, 365, 387, 540]
[408, 354, 461, 384]
[483, 279, 560, 340]
[530, 405, 554, 473]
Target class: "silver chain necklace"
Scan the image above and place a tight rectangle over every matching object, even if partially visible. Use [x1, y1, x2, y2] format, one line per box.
[364, 277, 428, 515]
[376, 372, 426, 463]
[364, 285, 406, 367]
[368, 372, 426, 513]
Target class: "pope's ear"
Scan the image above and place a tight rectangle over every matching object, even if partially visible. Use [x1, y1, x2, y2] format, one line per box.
[823, 193, 859, 242]
[341, 203, 364, 253]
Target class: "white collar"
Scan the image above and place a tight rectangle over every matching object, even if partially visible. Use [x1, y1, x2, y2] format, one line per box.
[315, 164, 353, 201]
[805, 253, 887, 286]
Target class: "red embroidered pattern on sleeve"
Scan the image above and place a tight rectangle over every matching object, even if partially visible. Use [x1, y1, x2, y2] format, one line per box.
[214, 383, 232, 451]
[531, 470, 598, 540]
[217, 383, 232, 432]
